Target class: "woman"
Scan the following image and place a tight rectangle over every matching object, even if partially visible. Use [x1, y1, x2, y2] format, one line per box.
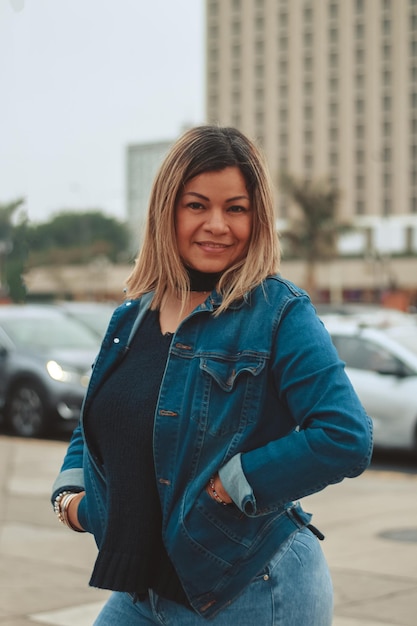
[52, 126, 373, 625]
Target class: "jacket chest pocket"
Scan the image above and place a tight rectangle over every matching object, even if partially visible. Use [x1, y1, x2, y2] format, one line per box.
[197, 355, 267, 437]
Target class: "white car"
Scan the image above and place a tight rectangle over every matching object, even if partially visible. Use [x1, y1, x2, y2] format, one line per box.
[322, 319, 417, 455]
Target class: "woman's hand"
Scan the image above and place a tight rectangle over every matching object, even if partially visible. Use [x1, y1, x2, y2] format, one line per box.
[66, 491, 86, 531]
[206, 474, 233, 505]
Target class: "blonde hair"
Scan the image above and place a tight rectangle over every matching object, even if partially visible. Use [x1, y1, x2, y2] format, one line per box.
[125, 125, 280, 315]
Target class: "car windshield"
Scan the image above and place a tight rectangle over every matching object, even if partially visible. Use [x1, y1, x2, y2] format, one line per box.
[384, 327, 417, 357]
[0, 313, 100, 350]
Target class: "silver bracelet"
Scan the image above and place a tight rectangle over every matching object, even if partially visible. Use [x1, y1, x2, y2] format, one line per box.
[209, 476, 229, 505]
[53, 491, 86, 532]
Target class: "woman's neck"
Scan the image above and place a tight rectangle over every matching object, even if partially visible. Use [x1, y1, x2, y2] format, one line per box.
[186, 266, 222, 292]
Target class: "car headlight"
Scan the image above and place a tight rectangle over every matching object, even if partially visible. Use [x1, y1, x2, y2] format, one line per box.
[46, 360, 90, 387]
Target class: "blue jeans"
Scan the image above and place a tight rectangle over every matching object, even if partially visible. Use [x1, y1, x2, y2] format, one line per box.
[93, 528, 333, 625]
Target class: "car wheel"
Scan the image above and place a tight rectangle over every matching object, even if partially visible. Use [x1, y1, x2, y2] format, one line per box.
[6, 381, 48, 437]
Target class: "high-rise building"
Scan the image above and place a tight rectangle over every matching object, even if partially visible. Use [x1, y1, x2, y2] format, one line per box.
[206, 0, 417, 258]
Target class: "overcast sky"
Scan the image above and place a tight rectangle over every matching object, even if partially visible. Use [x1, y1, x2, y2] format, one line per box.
[1, 0, 205, 223]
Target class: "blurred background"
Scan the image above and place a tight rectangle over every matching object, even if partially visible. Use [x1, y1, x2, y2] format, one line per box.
[0, 4, 416, 625]
[1, 0, 416, 310]
[1, 0, 417, 454]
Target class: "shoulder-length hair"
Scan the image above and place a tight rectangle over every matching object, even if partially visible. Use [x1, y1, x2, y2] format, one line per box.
[125, 125, 280, 315]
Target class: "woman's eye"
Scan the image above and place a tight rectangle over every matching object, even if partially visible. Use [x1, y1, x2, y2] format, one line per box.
[188, 202, 205, 210]
[228, 205, 248, 213]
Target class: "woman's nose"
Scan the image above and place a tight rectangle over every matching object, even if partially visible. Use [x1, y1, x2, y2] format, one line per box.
[204, 209, 228, 233]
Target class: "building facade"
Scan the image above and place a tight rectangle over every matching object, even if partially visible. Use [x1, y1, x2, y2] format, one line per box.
[126, 140, 173, 251]
[205, 0, 417, 277]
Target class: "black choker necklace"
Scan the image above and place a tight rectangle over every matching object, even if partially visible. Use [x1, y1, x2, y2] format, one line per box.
[185, 266, 222, 292]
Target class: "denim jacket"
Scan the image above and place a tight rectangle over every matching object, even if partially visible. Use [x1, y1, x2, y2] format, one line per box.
[52, 276, 373, 619]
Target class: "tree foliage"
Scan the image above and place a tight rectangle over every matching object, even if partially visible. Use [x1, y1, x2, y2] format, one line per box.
[28, 211, 130, 266]
[280, 174, 347, 298]
[0, 198, 28, 302]
[0, 204, 130, 302]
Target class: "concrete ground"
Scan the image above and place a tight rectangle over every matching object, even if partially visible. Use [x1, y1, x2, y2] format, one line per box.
[0, 435, 416, 626]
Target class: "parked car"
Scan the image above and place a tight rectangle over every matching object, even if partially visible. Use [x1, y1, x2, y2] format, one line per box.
[56, 301, 115, 339]
[315, 303, 416, 329]
[322, 318, 417, 455]
[0, 305, 101, 437]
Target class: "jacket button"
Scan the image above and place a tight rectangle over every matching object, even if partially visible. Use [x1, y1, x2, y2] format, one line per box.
[113, 338, 120, 343]
[263, 574, 269, 581]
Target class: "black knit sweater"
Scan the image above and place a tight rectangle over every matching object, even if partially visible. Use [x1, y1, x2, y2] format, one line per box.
[84, 308, 188, 605]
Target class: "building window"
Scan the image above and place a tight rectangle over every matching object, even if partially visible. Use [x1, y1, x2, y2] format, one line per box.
[382, 19, 391, 35]
[356, 200, 365, 215]
[304, 128, 313, 143]
[383, 146, 391, 162]
[304, 31, 313, 46]
[278, 11, 287, 26]
[356, 149, 365, 164]
[304, 104, 313, 119]
[304, 55, 313, 70]
[255, 110, 264, 126]
[356, 72, 364, 88]
[329, 77, 338, 92]
[329, 101, 338, 116]
[383, 120, 391, 135]
[383, 95, 391, 111]
[329, 28, 338, 44]
[255, 63, 264, 78]
[356, 98, 365, 114]
[329, 52, 338, 67]
[232, 43, 241, 58]
[304, 153, 313, 169]
[231, 19, 241, 35]
[356, 23, 365, 38]
[356, 174, 365, 189]
[329, 3, 338, 19]
[329, 127, 338, 141]
[231, 113, 241, 127]
[207, 1, 218, 16]
[356, 47, 365, 63]
[255, 16, 264, 30]
[255, 40, 264, 54]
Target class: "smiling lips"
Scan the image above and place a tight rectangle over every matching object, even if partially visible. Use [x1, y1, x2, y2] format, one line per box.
[196, 241, 231, 250]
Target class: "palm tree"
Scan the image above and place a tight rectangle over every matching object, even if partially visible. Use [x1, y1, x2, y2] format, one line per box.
[279, 174, 347, 300]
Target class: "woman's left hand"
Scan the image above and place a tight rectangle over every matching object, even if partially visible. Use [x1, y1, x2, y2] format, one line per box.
[206, 474, 233, 505]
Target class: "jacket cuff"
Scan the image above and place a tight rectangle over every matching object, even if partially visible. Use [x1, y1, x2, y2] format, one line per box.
[51, 468, 85, 503]
[219, 453, 257, 514]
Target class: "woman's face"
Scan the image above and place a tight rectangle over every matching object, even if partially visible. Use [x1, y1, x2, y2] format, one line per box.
[175, 167, 253, 274]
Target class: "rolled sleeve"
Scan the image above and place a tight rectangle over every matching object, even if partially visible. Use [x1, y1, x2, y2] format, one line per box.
[219, 453, 257, 514]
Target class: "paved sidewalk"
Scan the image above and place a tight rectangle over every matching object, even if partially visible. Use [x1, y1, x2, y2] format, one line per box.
[0, 435, 416, 626]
